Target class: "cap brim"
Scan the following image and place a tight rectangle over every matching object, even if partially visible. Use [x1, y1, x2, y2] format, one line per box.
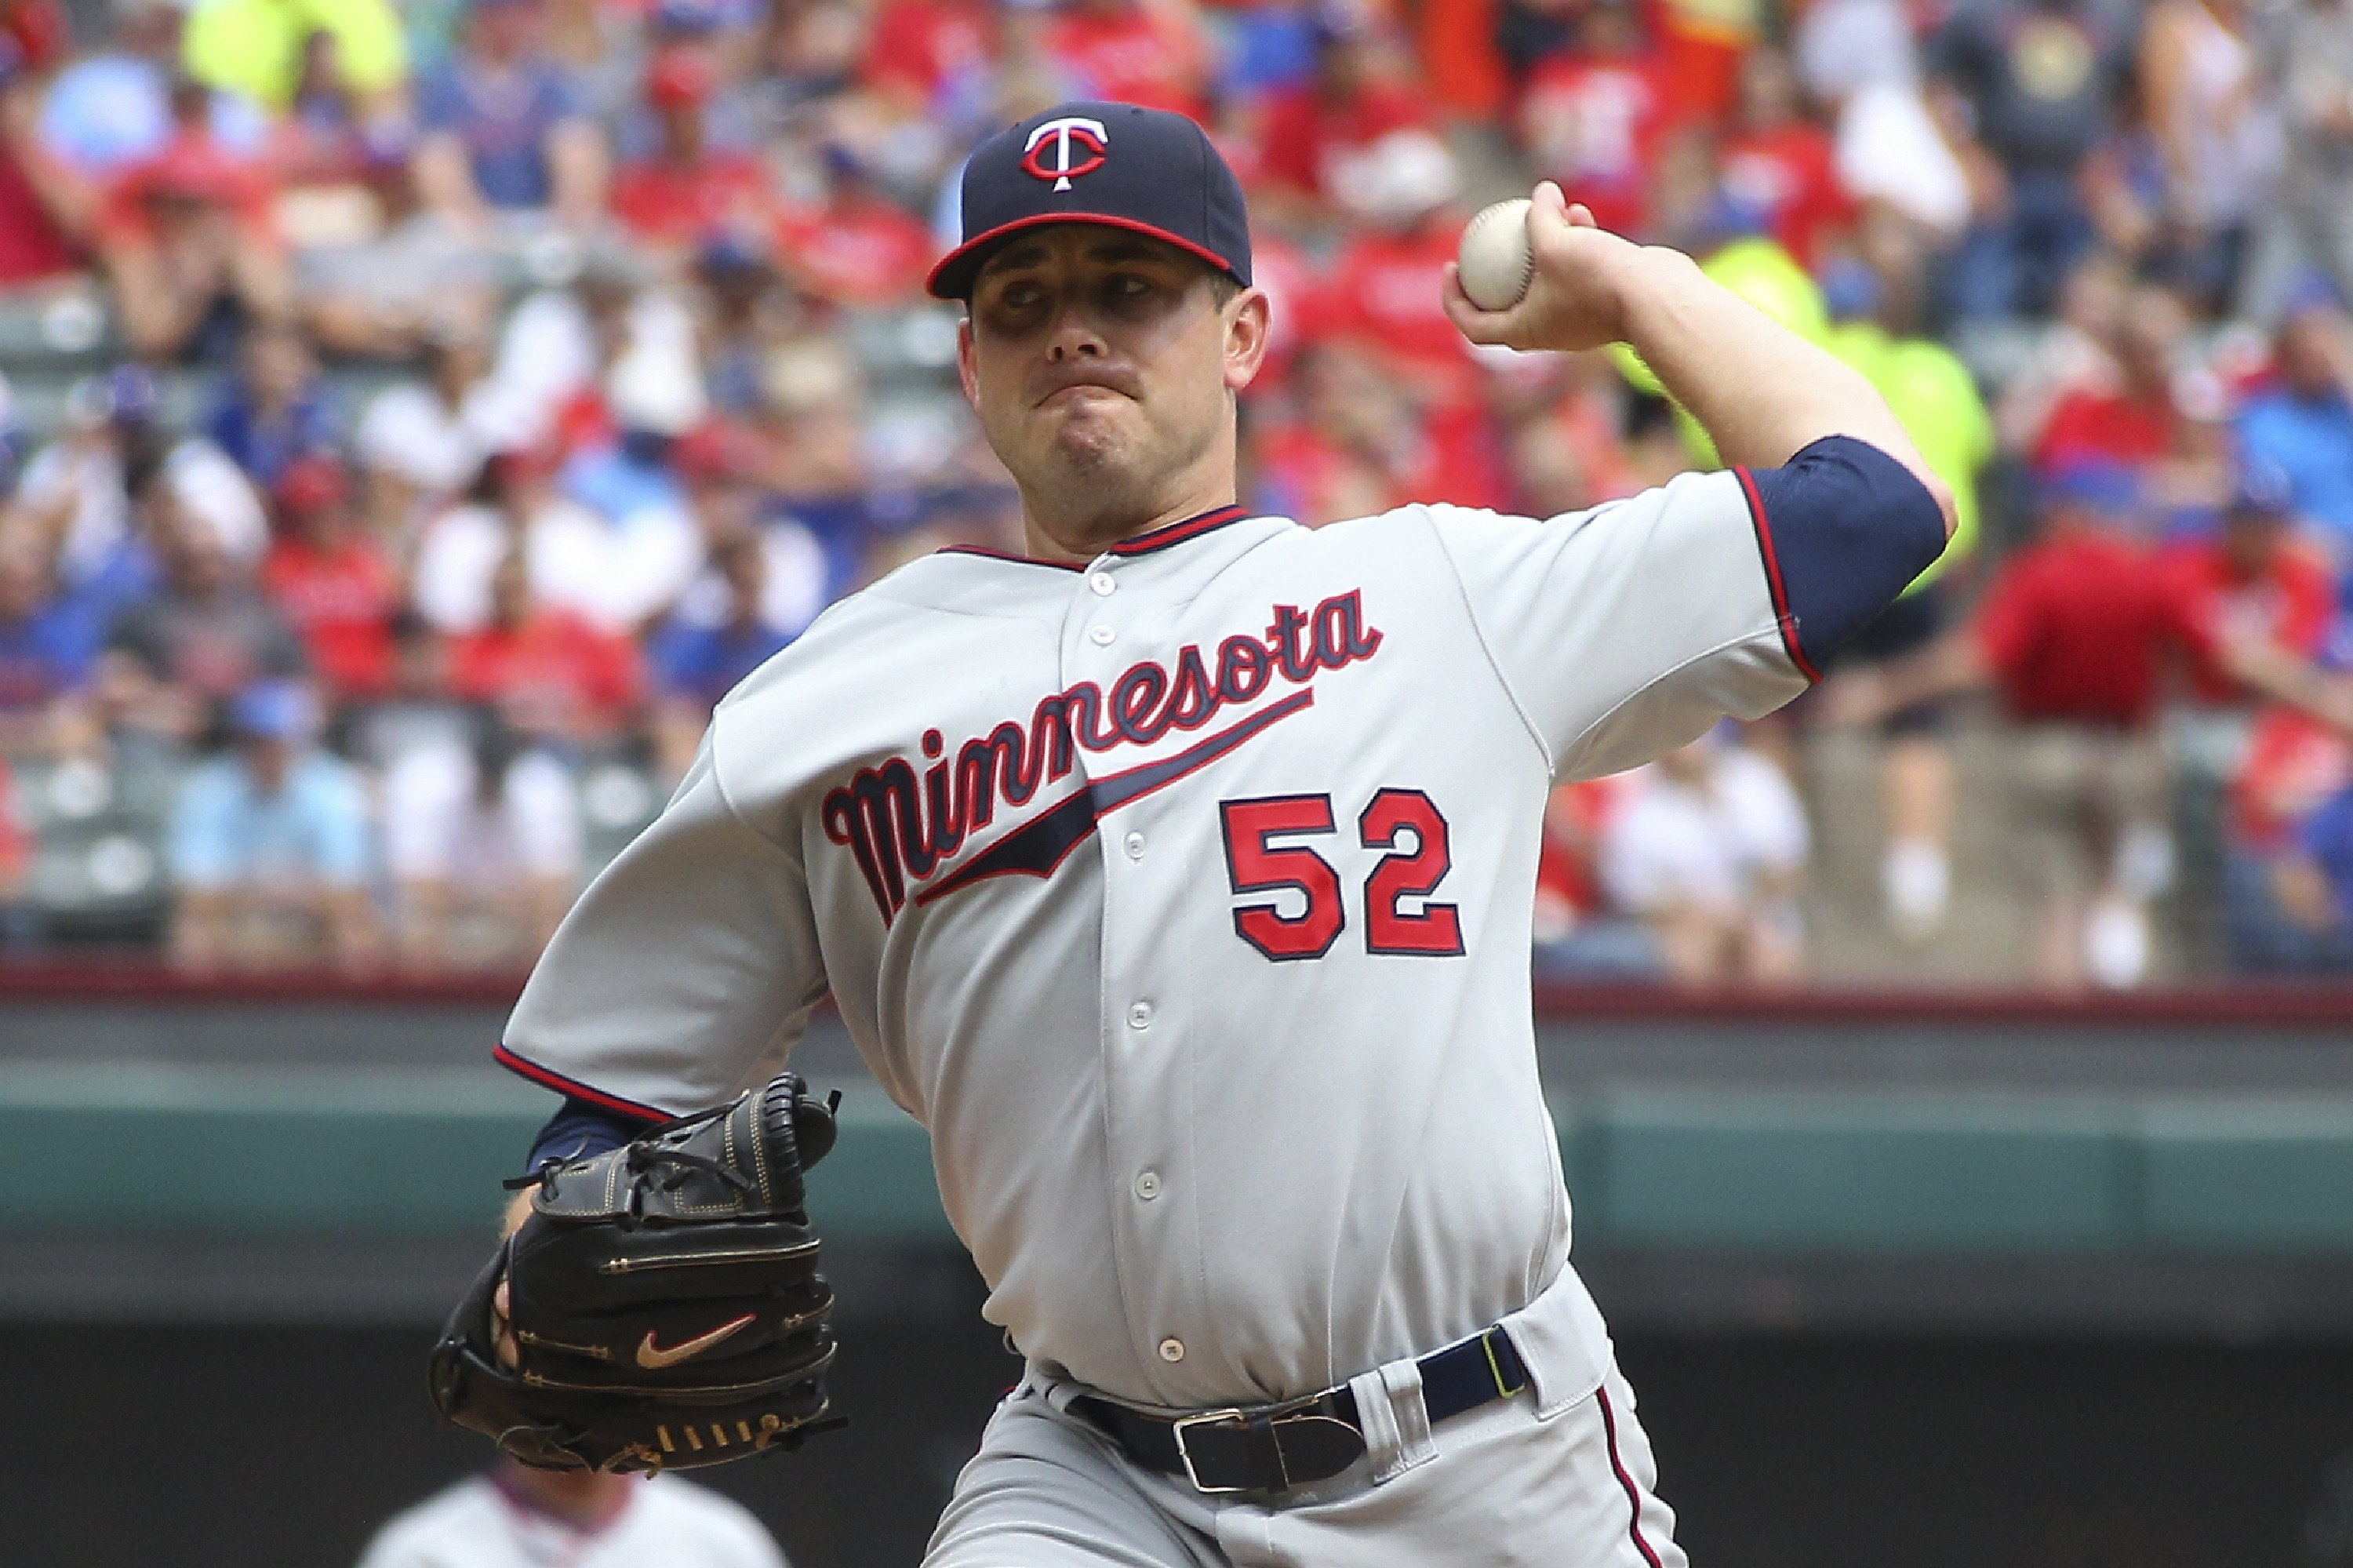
[926, 212, 1242, 301]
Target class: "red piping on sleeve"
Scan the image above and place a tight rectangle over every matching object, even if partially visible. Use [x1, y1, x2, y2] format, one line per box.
[1735, 465, 1821, 684]
[493, 1042, 671, 1122]
[1598, 1385, 1667, 1568]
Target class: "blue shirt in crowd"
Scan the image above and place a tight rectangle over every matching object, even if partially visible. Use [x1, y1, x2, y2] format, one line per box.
[0, 595, 107, 711]
[2239, 388, 2353, 552]
[414, 58, 584, 209]
[646, 614, 793, 710]
[206, 385, 340, 490]
[37, 54, 266, 172]
[2300, 785, 2353, 928]
[562, 438, 684, 522]
[72, 535, 160, 626]
[170, 750, 372, 892]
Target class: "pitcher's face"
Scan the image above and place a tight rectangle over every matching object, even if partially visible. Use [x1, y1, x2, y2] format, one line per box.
[958, 225, 1267, 553]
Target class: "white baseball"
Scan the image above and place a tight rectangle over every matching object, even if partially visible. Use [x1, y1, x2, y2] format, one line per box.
[1457, 198, 1534, 312]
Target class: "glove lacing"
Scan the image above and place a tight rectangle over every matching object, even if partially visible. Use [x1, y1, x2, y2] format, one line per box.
[506, 1101, 760, 1209]
[623, 1141, 756, 1202]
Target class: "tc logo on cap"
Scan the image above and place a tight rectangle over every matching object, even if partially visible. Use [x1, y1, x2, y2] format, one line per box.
[1021, 117, 1109, 191]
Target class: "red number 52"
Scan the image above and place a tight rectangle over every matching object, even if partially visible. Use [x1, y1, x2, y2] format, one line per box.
[1218, 789, 1464, 962]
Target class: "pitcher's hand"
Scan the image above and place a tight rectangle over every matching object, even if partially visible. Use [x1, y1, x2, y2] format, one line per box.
[1443, 182, 1643, 355]
[492, 1186, 532, 1369]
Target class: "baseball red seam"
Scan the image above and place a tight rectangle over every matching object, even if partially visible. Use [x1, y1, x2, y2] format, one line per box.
[493, 1042, 672, 1122]
[1734, 464, 1820, 683]
[1597, 1385, 1666, 1568]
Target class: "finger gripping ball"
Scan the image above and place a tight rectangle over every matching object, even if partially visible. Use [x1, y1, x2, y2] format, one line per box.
[1457, 198, 1534, 311]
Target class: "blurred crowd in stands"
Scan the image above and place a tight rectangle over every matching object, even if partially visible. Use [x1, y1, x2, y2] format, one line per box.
[2, 0, 2353, 988]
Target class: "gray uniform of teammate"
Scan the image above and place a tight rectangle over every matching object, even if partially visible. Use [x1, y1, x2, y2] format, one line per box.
[495, 102, 1953, 1566]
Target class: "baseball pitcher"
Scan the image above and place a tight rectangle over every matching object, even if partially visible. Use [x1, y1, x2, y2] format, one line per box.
[433, 100, 1955, 1566]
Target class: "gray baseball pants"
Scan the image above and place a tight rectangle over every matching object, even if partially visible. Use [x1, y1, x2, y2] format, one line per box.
[926, 1271, 1685, 1567]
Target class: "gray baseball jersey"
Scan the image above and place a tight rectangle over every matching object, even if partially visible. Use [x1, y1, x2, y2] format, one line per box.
[499, 441, 1937, 1411]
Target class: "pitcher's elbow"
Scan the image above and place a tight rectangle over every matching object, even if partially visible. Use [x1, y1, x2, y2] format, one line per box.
[1926, 475, 1960, 543]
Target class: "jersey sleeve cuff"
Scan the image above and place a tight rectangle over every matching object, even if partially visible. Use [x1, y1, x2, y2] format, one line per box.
[1737, 435, 1950, 679]
[493, 1041, 675, 1122]
[526, 1095, 661, 1173]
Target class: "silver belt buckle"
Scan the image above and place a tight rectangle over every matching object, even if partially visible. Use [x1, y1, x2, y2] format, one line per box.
[1169, 1408, 1252, 1493]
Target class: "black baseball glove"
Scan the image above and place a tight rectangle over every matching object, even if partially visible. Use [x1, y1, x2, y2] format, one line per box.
[429, 1071, 842, 1473]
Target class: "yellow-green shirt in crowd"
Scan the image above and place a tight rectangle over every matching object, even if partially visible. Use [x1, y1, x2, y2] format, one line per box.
[184, 0, 409, 108]
[1827, 320, 1994, 591]
[1610, 236, 1986, 593]
[1612, 235, 1831, 470]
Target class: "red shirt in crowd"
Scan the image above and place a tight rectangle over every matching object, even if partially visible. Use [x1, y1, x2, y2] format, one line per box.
[1653, 0, 1757, 123]
[2, 0, 67, 66]
[2157, 534, 2336, 704]
[2231, 707, 2353, 853]
[0, 147, 78, 286]
[1525, 387, 1646, 505]
[449, 607, 644, 738]
[0, 752, 27, 893]
[860, 0, 995, 102]
[262, 535, 399, 700]
[1245, 230, 1317, 386]
[773, 194, 935, 308]
[96, 132, 280, 251]
[1252, 82, 1431, 201]
[1535, 777, 1627, 934]
[1718, 122, 1851, 267]
[1973, 526, 2180, 726]
[1045, 3, 1209, 119]
[611, 151, 770, 251]
[1311, 221, 1480, 407]
[1254, 420, 1391, 528]
[1517, 52, 1677, 236]
[1257, 399, 1507, 526]
[0, 0, 76, 285]
[2030, 386, 2176, 472]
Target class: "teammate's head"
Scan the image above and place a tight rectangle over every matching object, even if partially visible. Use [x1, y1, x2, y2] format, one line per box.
[932, 103, 1270, 558]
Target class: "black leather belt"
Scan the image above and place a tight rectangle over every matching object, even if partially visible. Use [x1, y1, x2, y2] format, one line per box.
[1072, 1326, 1529, 1494]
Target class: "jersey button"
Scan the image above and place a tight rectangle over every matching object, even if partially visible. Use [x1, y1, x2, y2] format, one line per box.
[1089, 571, 1116, 596]
[1122, 831, 1145, 860]
[1133, 1170, 1161, 1200]
[1089, 624, 1116, 646]
[1127, 1001, 1154, 1029]
[1158, 1337, 1185, 1363]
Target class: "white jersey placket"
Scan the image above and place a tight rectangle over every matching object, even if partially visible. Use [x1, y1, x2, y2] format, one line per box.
[1065, 548, 1209, 1396]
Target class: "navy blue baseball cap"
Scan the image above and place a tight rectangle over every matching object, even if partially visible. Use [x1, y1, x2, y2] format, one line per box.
[926, 101, 1253, 302]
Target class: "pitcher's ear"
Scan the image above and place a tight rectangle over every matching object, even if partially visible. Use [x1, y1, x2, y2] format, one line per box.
[955, 315, 980, 408]
[1224, 286, 1271, 394]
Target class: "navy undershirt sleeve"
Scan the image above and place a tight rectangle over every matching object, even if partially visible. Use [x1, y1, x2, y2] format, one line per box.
[526, 1095, 660, 1173]
[1741, 434, 1949, 677]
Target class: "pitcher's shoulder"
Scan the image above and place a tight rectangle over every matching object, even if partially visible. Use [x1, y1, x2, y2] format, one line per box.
[1261, 503, 1471, 558]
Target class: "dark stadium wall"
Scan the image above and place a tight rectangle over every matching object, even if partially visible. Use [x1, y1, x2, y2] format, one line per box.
[5, 1322, 2352, 1568]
